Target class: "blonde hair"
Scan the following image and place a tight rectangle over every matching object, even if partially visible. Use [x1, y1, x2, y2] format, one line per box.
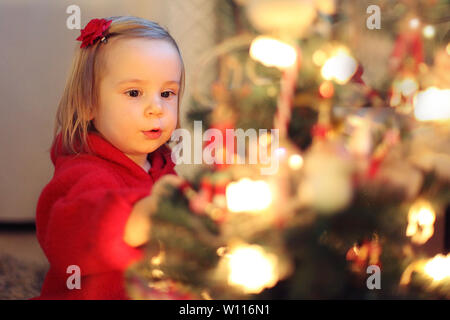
[54, 16, 185, 155]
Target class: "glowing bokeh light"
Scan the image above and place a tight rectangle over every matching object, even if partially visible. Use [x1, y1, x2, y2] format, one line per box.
[250, 36, 297, 69]
[226, 178, 272, 213]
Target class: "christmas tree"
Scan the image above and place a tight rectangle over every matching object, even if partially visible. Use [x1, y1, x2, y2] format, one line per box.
[126, 0, 450, 299]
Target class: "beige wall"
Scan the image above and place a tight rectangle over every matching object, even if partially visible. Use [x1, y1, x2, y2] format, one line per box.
[0, 0, 217, 221]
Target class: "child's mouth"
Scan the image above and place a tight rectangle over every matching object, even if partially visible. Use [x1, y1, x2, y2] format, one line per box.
[143, 128, 162, 139]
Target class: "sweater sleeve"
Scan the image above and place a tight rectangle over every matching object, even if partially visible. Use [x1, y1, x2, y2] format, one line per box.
[37, 164, 148, 276]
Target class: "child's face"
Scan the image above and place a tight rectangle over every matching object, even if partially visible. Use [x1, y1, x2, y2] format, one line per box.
[92, 38, 181, 166]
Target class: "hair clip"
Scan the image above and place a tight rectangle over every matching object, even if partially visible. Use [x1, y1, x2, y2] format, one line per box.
[76, 18, 112, 48]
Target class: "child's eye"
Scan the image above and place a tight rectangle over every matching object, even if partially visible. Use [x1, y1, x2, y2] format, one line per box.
[161, 91, 176, 98]
[125, 89, 142, 98]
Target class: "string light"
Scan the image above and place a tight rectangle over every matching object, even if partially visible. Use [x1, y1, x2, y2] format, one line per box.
[274, 147, 286, 158]
[250, 36, 297, 69]
[406, 200, 436, 244]
[422, 25, 435, 39]
[414, 87, 450, 121]
[312, 50, 327, 66]
[399, 78, 418, 96]
[151, 269, 164, 279]
[400, 254, 450, 286]
[288, 154, 303, 170]
[423, 253, 450, 282]
[319, 81, 335, 98]
[409, 18, 420, 29]
[151, 255, 162, 266]
[226, 244, 278, 294]
[226, 178, 272, 213]
[321, 48, 357, 84]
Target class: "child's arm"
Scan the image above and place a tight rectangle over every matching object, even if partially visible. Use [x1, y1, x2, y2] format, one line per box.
[37, 164, 149, 275]
[123, 195, 153, 247]
[123, 175, 185, 247]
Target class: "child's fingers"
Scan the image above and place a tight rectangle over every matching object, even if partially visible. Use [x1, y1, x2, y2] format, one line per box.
[155, 174, 185, 188]
[151, 175, 184, 197]
[147, 174, 185, 215]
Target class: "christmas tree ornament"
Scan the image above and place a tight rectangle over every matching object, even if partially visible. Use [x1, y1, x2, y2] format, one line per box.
[390, 19, 424, 74]
[346, 237, 382, 274]
[297, 142, 353, 214]
[318, 81, 334, 99]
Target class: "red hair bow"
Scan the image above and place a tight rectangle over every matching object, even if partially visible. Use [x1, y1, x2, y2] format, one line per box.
[76, 18, 112, 48]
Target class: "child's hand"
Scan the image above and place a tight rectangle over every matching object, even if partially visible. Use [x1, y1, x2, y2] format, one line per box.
[123, 175, 185, 247]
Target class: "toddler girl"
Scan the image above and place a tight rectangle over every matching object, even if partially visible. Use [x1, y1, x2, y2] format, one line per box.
[33, 16, 185, 299]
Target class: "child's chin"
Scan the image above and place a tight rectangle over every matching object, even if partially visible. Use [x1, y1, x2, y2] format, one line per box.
[142, 142, 164, 154]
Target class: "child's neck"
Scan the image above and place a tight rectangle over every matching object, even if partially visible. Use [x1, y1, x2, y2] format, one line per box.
[142, 159, 151, 172]
[125, 154, 151, 172]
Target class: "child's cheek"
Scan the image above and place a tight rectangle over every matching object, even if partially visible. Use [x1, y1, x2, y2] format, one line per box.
[167, 103, 178, 122]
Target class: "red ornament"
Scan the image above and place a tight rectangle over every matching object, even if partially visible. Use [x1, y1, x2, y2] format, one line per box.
[350, 64, 365, 85]
[76, 18, 112, 48]
[311, 123, 330, 140]
[319, 81, 334, 99]
[367, 157, 383, 179]
[346, 238, 382, 273]
[390, 31, 424, 73]
[366, 129, 400, 179]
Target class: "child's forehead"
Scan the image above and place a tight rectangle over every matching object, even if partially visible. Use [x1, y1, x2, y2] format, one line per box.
[101, 38, 182, 83]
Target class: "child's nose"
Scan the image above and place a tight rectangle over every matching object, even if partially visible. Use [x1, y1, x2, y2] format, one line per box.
[144, 97, 164, 117]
